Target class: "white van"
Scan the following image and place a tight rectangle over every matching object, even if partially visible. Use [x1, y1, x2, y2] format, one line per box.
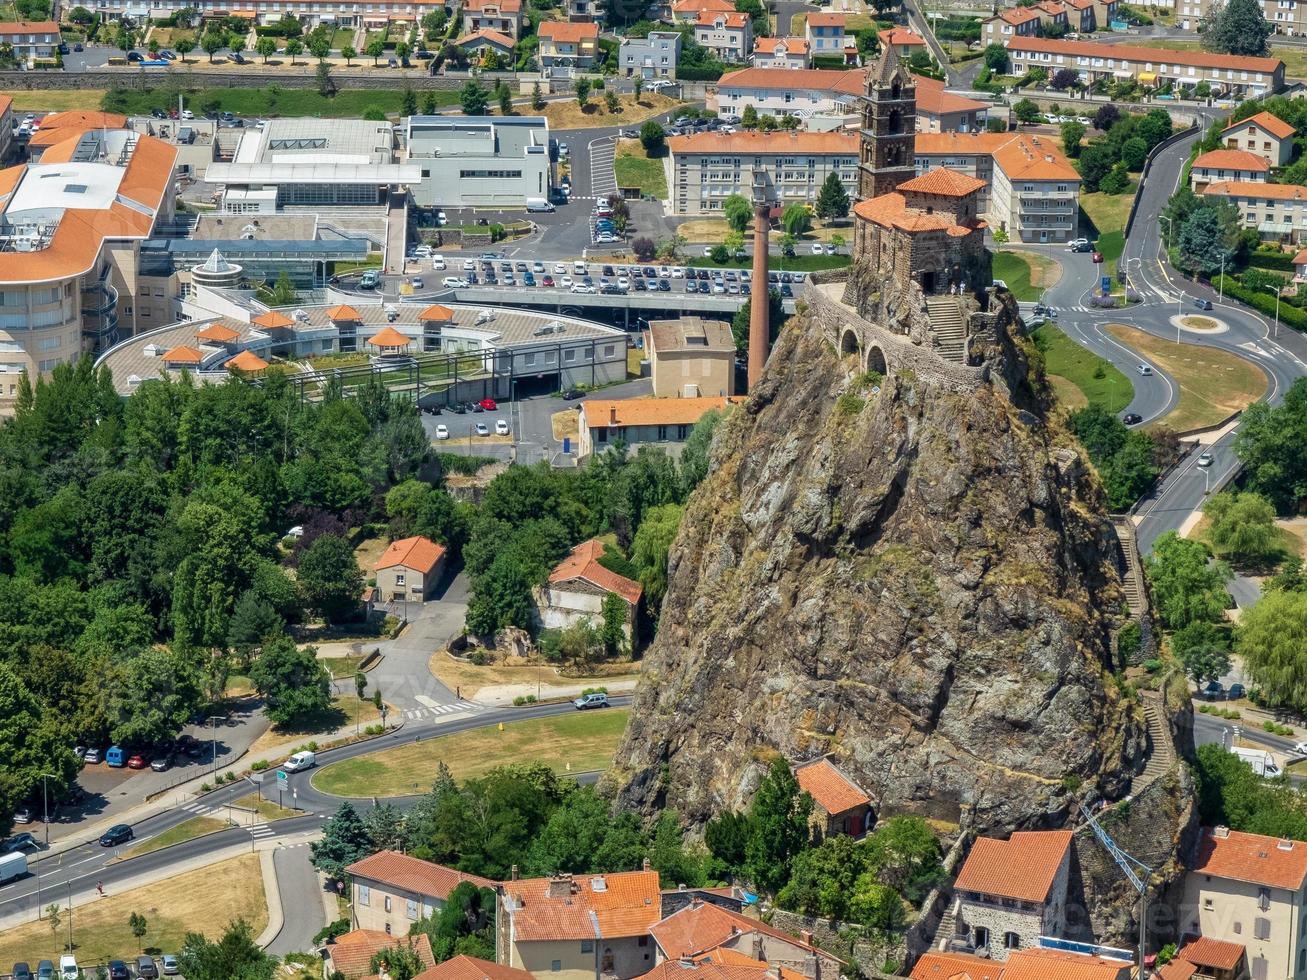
[431, 254, 446, 270]
[526, 197, 555, 213]
[573, 260, 587, 275]
[0, 851, 26, 885]
[283, 750, 316, 772]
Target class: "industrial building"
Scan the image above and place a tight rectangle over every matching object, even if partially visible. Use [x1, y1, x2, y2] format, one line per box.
[405, 116, 553, 208]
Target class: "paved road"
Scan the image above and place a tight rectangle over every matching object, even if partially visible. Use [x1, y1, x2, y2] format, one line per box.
[265, 843, 327, 957]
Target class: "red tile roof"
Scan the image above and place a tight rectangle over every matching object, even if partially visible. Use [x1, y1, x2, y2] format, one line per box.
[1294, 248, 1307, 265]
[1000, 949, 1131, 980]
[994, 7, 1042, 25]
[1176, 936, 1245, 972]
[898, 167, 988, 198]
[39, 110, 128, 130]
[696, 10, 749, 27]
[226, 350, 269, 373]
[456, 29, 517, 47]
[164, 345, 203, 365]
[252, 310, 295, 329]
[414, 956, 536, 980]
[1223, 110, 1296, 140]
[374, 537, 448, 575]
[878, 27, 926, 47]
[504, 870, 662, 941]
[539, 20, 599, 41]
[548, 539, 643, 605]
[913, 75, 987, 117]
[806, 12, 846, 26]
[368, 325, 413, 348]
[755, 36, 808, 55]
[1155, 961, 1198, 980]
[0, 20, 58, 34]
[347, 851, 496, 898]
[1193, 148, 1271, 172]
[1193, 827, 1307, 890]
[1204, 180, 1299, 200]
[419, 304, 455, 320]
[635, 954, 806, 980]
[325, 304, 361, 321]
[909, 951, 1000, 980]
[852, 192, 985, 236]
[716, 66, 864, 96]
[794, 758, 870, 815]
[1006, 35, 1283, 72]
[330, 930, 437, 980]
[953, 830, 1072, 903]
[196, 323, 241, 343]
[651, 900, 835, 962]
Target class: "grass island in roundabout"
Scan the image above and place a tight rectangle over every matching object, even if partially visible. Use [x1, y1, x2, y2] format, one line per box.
[311, 708, 630, 798]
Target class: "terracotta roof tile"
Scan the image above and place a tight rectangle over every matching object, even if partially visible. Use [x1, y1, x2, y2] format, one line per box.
[913, 75, 987, 116]
[325, 304, 361, 321]
[878, 27, 926, 46]
[252, 310, 295, 329]
[414, 956, 536, 980]
[1204, 180, 1302, 199]
[755, 36, 808, 54]
[548, 538, 643, 605]
[994, 7, 1042, 24]
[1007, 35, 1282, 72]
[464, 0, 522, 12]
[196, 323, 241, 343]
[456, 29, 517, 47]
[853, 192, 984, 235]
[806, 12, 846, 26]
[1194, 148, 1271, 172]
[346, 851, 496, 897]
[420, 304, 455, 320]
[909, 951, 1000, 980]
[582, 395, 741, 429]
[670, 130, 857, 156]
[40, 110, 128, 131]
[1224, 110, 1296, 140]
[1000, 949, 1131, 980]
[226, 350, 269, 372]
[695, 10, 749, 26]
[374, 538, 448, 575]
[540, 20, 599, 40]
[635, 955, 805, 980]
[0, 20, 58, 33]
[368, 325, 413, 348]
[651, 900, 836, 961]
[716, 66, 864, 95]
[992, 134, 1079, 181]
[163, 345, 203, 364]
[673, 0, 734, 12]
[505, 870, 662, 941]
[1294, 248, 1307, 265]
[1193, 827, 1307, 890]
[953, 831, 1072, 903]
[898, 167, 987, 197]
[330, 929, 436, 980]
[1155, 961, 1198, 980]
[1176, 936, 1245, 972]
[794, 758, 871, 815]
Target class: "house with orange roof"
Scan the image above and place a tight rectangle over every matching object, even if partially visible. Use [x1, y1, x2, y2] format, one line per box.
[1202, 180, 1307, 243]
[945, 830, 1073, 960]
[455, 29, 517, 59]
[670, 0, 733, 25]
[325, 927, 438, 980]
[667, 130, 858, 215]
[649, 899, 841, 980]
[415, 955, 537, 980]
[498, 869, 663, 980]
[539, 21, 601, 68]
[980, 6, 1042, 48]
[1191, 149, 1270, 193]
[1160, 935, 1248, 980]
[695, 10, 752, 61]
[912, 946, 1132, 980]
[633, 952, 808, 980]
[752, 36, 809, 69]
[346, 851, 496, 936]
[373, 536, 449, 603]
[576, 395, 741, 456]
[1183, 826, 1307, 980]
[712, 67, 864, 120]
[0, 21, 60, 63]
[878, 27, 926, 59]
[536, 538, 643, 644]
[1222, 111, 1296, 168]
[913, 75, 988, 134]
[804, 12, 852, 63]
[462, 0, 524, 39]
[793, 757, 873, 838]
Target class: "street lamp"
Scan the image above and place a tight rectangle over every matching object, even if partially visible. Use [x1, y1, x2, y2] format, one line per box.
[1262, 283, 1282, 338]
[1160, 214, 1174, 249]
[39, 773, 56, 847]
[1176, 290, 1185, 342]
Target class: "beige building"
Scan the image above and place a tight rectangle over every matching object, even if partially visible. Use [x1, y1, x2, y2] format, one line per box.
[536, 539, 642, 645]
[1183, 826, 1307, 980]
[538, 21, 600, 68]
[1222, 111, 1295, 167]
[804, 12, 853, 63]
[498, 871, 663, 980]
[913, 948, 1132, 980]
[695, 10, 752, 62]
[669, 0, 732, 24]
[1192, 149, 1270, 192]
[650, 901, 841, 979]
[462, 0, 523, 39]
[878, 27, 927, 59]
[373, 535, 448, 604]
[752, 37, 809, 69]
[712, 67, 863, 120]
[0, 20, 60, 63]
[981, 6, 1044, 48]
[347, 852, 498, 937]
[913, 131, 1080, 243]
[667, 130, 859, 216]
[0, 127, 177, 409]
[577, 395, 740, 457]
[946, 830, 1073, 960]
[914, 76, 988, 134]
[646, 317, 735, 397]
[1204, 180, 1307, 243]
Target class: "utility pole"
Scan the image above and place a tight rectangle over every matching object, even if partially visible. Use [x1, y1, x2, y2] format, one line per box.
[1079, 801, 1153, 979]
[40, 773, 56, 847]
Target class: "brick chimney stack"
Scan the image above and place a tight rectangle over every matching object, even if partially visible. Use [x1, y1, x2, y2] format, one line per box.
[748, 172, 771, 390]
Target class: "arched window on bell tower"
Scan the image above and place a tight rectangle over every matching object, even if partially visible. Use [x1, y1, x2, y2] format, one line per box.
[888, 108, 902, 135]
[891, 79, 901, 100]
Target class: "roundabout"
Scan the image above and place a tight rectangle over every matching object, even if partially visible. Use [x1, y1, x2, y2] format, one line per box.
[1171, 313, 1230, 335]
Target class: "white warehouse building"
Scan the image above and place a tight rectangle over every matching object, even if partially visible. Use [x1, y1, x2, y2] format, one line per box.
[405, 115, 552, 208]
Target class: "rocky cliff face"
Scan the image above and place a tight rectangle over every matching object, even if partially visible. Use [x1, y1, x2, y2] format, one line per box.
[612, 299, 1151, 837]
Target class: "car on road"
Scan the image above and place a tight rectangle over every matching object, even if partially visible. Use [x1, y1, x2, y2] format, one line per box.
[283, 750, 316, 772]
[150, 753, 173, 772]
[127, 753, 148, 770]
[59, 955, 78, 980]
[108, 961, 130, 980]
[137, 955, 160, 979]
[1194, 298, 1214, 311]
[442, 277, 469, 288]
[1197, 451, 1214, 467]
[495, 419, 509, 435]
[127, 51, 143, 61]
[99, 824, 133, 847]
[1091, 251, 1104, 263]
[474, 422, 490, 436]
[562, 387, 584, 400]
[810, 243, 824, 254]
[161, 954, 180, 976]
[1137, 364, 1152, 376]
[479, 397, 497, 410]
[1067, 238, 1090, 251]
[1295, 741, 1307, 756]
[435, 424, 450, 440]
[4, 833, 39, 853]
[411, 276, 425, 289]
[73, 42, 83, 51]
[1122, 413, 1143, 426]
[13, 963, 32, 980]
[12, 806, 31, 824]
[573, 692, 609, 710]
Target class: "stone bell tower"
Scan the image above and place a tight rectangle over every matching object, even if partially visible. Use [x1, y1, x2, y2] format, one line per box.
[858, 44, 917, 201]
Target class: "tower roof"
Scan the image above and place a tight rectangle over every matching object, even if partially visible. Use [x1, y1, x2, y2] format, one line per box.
[898, 168, 987, 198]
[872, 40, 904, 86]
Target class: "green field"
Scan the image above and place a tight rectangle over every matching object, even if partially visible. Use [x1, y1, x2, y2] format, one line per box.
[102, 86, 459, 118]
[1032, 322, 1134, 413]
[1080, 189, 1135, 268]
[615, 144, 668, 198]
[311, 708, 630, 798]
[120, 816, 228, 860]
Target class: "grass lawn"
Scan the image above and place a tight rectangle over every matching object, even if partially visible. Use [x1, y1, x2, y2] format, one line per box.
[993, 250, 1059, 302]
[1032, 323, 1134, 413]
[539, 92, 680, 130]
[246, 695, 383, 757]
[12, 90, 106, 111]
[234, 791, 300, 820]
[551, 408, 581, 441]
[615, 140, 668, 199]
[627, 347, 643, 377]
[225, 674, 255, 696]
[312, 708, 630, 797]
[427, 654, 637, 700]
[102, 87, 458, 118]
[1080, 188, 1135, 268]
[1105, 323, 1268, 431]
[353, 536, 389, 575]
[0, 854, 265, 965]
[120, 816, 228, 861]
[321, 654, 368, 679]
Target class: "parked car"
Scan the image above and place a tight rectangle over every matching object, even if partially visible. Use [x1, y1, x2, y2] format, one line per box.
[36, 961, 54, 980]
[434, 424, 450, 440]
[1194, 297, 1214, 311]
[161, 954, 180, 976]
[1066, 239, 1090, 251]
[108, 961, 130, 980]
[283, 750, 315, 773]
[137, 955, 160, 979]
[150, 753, 173, 772]
[99, 824, 133, 847]
[495, 419, 509, 435]
[83, 747, 101, 764]
[13, 963, 32, 980]
[127, 51, 143, 62]
[127, 754, 148, 770]
[570, 283, 596, 294]
[1201, 680, 1225, 700]
[59, 955, 78, 980]
[5, 833, 40, 853]
[441, 277, 469, 288]
[479, 397, 497, 411]
[573, 692, 609, 710]
[1227, 683, 1246, 700]
[12, 806, 31, 824]
[562, 387, 583, 400]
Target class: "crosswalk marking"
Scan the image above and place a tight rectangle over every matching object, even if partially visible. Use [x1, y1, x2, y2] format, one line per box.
[179, 802, 212, 815]
[249, 824, 276, 839]
[403, 699, 477, 721]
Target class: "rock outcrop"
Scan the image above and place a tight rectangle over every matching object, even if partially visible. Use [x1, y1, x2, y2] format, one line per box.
[612, 296, 1153, 839]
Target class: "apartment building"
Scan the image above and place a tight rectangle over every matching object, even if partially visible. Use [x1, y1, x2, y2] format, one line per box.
[644, 316, 735, 397]
[752, 36, 809, 69]
[1182, 826, 1307, 980]
[713, 66, 863, 120]
[695, 11, 752, 61]
[913, 131, 1080, 242]
[1222, 111, 1295, 167]
[0, 95, 13, 166]
[1004, 37, 1285, 96]
[1191, 148, 1270, 192]
[667, 129, 859, 215]
[914, 75, 987, 133]
[0, 127, 177, 409]
[986, 0, 1120, 38]
[346, 851, 497, 936]
[1204, 180, 1307, 243]
[406, 116, 551, 208]
[0, 21, 60, 62]
[805, 12, 854, 62]
[621, 30, 682, 77]
[462, 0, 523, 38]
[538, 21, 600, 68]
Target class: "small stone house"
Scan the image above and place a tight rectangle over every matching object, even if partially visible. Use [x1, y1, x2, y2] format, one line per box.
[1158, 936, 1250, 980]
[374, 536, 448, 604]
[536, 539, 642, 645]
[793, 757, 873, 838]
[346, 851, 498, 937]
[947, 830, 1073, 961]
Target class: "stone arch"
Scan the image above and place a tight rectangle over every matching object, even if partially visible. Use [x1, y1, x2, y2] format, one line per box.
[840, 328, 860, 358]
[866, 344, 888, 376]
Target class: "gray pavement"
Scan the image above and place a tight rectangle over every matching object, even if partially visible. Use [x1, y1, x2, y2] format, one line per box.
[265, 843, 328, 957]
[366, 573, 470, 721]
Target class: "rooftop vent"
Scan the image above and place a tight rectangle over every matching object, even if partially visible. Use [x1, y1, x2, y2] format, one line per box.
[64, 184, 88, 194]
[1280, 839, 1296, 851]
[293, 309, 310, 322]
[591, 877, 607, 893]
[1214, 826, 1231, 839]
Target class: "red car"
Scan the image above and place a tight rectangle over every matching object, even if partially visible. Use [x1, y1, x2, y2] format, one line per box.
[543, 275, 555, 287]
[478, 397, 497, 411]
[126, 754, 148, 770]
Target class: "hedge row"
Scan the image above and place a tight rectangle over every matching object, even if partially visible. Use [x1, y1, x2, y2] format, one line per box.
[1216, 273, 1307, 331]
[1249, 250, 1296, 272]
[676, 63, 726, 80]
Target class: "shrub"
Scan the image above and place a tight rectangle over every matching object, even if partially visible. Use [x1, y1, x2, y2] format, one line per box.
[250, 760, 269, 771]
[313, 918, 351, 945]
[1061, 773, 1082, 792]
[581, 686, 608, 696]
[1264, 720, 1294, 735]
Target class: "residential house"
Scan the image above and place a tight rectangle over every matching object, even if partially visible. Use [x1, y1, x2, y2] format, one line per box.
[804, 12, 853, 63]
[1004, 37, 1285, 98]
[981, 7, 1043, 48]
[659, 886, 747, 919]
[912, 948, 1133, 980]
[947, 830, 1074, 960]
[877, 27, 926, 60]
[1035, 0, 1071, 32]
[454, 29, 517, 61]
[346, 851, 498, 936]
[669, 0, 732, 23]
[650, 899, 841, 979]
[712, 66, 864, 120]
[576, 395, 740, 456]
[793, 757, 873, 838]
[695, 11, 752, 62]
[537, 539, 642, 644]
[1182, 826, 1307, 980]
[1295, 244, 1307, 280]
[373, 536, 448, 604]
[621, 30, 682, 78]
[1191, 149, 1270, 192]
[752, 36, 809, 69]
[538, 21, 600, 68]
[415, 957, 538, 980]
[565, 0, 598, 20]
[1157, 936, 1249, 980]
[645, 316, 735, 397]
[327, 929, 438, 980]
[1203, 180, 1307, 243]
[633, 953, 808, 980]
[913, 75, 987, 133]
[0, 21, 60, 63]
[497, 870, 663, 980]
[1222, 111, 1296, 167]
[667, 130, 859, 216]
[462, 0, 524, 39]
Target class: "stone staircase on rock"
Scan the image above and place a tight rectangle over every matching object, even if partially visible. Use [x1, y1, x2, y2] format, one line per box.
[1128, 690, 1175, 798]
[924, 297, 967, 363]
[1113, 519, 1148, 620]
[931, 898, 961, 952]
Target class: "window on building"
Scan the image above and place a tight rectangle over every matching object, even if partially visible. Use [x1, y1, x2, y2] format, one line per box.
[396, 573, 406, 586]
[974, 927, 990, 949]
[1259, 887, 1271, 911]
[359, 885, 371, 906]
[407, 899, 419, 920]
[384, 896, 393, 912]
[551, 963, 562, 973]
[581, 940, 594, 953]
[1255, 917, 1271, 940]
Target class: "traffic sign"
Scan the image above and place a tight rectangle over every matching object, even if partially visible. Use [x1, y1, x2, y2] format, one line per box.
[277, 769, 288, 785]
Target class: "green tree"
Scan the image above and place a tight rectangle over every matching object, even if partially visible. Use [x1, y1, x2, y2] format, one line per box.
[723, 230, 744, 257]
[0, 664, 77, 834]
[633, 76, 644, 99]
[983, 41, 1009, 73]
[1173, 620, 1232, 686]
[781, 202, 811, 237]
[255, 36, 276, 62]
[1236, 379, 1307, 512]
[865, 815, 943, 901]
[229, 34, 246, 61]
[741, 103, 759, 130]
[1205, 491, 1282, 567]
[1078, 143, 1116, 192]
[1060, 120, 1086, 158]
[1178, 205, 1236, 278]
[130, 911, 148, 951]
[177, 919, 276, 980]
[371, 945, 424, 980]
[227, 591, 284, 659]
[308, 34, 329, 61]
[249, 636, 331, 726]
[814, 171, 850, 220]
[723, 193, 752, 232]
[777, 833, 868, 921]
[341, 44, 357, 65]
[744, 758, 812, 894]
[460, 78, 489, 114]
[311, 801, 373, 880]
[498, 82, 513, 115]
[109, 649, 202, 748]
[297, 533, 363, 623]
[604, 89, 620, 112]
[175, 36, 195, 62]
[709, 243, 730, 265]
[1013, 97, 1040, 125]
[401, 87, 418, 116]
[366, 37, 386, 65]
[1144, 531, 1232, 629]
[704, 809, 749, 876]
[574, 76, 592, 109]
[1099, 162, 1131, 194]
[1237, 588, 1307, 713]
[639, 120, 666, 155]
[364, 802, 407, 852]
[599, 592, 628, 656]
[396, 40, 411, 62]
[284, 36, 303, 64]
[1121, 135, 1149, 171]
[532, 80, 545, 110]
[628, 503, 683, 616]
[201, 30, 226, 62]
[731, 289, 785, 354]
[1202, 0, 1273, 55]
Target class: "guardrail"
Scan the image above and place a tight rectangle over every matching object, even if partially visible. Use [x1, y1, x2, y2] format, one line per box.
[1123, 122, 1199, 244]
